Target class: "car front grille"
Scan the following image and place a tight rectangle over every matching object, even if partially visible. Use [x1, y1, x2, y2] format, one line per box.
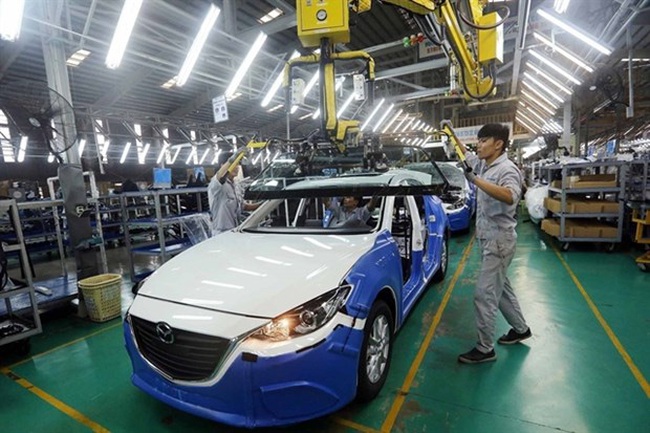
[130, 315, 231, 381]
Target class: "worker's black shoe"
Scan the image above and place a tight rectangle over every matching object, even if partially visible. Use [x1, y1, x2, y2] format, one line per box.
[497, 327, 532, 345]
[458, 348, 496, 364]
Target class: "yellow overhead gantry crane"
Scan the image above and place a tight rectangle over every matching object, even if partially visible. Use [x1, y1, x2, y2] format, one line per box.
[284, 0, 506, 151]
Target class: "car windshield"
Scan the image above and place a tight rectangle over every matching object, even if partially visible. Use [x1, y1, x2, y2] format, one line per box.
[405, 162, 464, 189]
[248, 144, 443, 194]
[241, 195, 383, 235]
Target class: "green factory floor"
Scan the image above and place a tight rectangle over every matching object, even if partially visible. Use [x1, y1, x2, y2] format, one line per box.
[1, 221, 648, 432]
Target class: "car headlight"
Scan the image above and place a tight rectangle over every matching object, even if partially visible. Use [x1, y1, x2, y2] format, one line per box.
[249, 286, 351, 342]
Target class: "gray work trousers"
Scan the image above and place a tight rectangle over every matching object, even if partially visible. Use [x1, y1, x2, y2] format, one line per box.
[475, 232, 527, 353]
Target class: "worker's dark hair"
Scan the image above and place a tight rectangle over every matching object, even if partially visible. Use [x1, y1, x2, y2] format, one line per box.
[478, 123, 510, 152]
[217, 151, 233, 167]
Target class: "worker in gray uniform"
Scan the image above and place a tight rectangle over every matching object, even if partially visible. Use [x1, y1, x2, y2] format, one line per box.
[454, 123, 531, 364]
[208, 148, 259, 236]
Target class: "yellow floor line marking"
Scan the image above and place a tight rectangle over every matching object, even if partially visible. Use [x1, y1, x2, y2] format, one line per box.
[381, 236, 476, 432]
[1, 367, 110, 432]
[8, 321, 122, 369]
[552, 247, 650, 398]
[332, 416, 381, 432]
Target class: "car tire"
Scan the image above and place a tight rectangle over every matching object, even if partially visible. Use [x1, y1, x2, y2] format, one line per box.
[432, 232, 448, 282]
[356, 300, 394, 402]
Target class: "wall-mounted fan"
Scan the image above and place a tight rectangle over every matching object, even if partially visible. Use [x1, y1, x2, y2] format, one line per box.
[591, 66, 626, 105]
[0, 80, 76, 163]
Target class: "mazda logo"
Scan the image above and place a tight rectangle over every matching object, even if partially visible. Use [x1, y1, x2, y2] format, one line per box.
[155, 322, 174, 344]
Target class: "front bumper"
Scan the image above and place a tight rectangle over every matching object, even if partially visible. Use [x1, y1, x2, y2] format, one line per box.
[124, 320, 364, 428]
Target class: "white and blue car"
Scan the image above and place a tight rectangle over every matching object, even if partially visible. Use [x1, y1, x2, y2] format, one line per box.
[124, 169, 450, 428]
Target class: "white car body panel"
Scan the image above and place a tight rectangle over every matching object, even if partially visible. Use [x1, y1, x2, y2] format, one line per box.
[137, 230, 377, 318]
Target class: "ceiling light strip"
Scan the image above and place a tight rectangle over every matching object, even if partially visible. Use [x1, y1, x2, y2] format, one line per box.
[382, 109, 403, 133]
[521, 80, 561, 107]
[261, 51, 299, 107]
[0, 0, 25, 42]
[537, 9, 611, 56]
[176, 4, 220, 86]
[360, 98, 385, 131]
[373, 104, 395, 132]
[105, 0, 144, 69]
[533, 32, 594, 73]
[225, 32, 268, 98]
[525, 65, 572, 95]
[529, 50, 581, 85]
[520, 94, 555, 116]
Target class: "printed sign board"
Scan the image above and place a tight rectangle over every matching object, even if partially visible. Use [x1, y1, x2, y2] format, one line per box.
[212, 95, 229, 123]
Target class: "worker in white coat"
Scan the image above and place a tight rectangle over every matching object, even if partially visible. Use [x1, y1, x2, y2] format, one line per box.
[207, 149, 259, 236]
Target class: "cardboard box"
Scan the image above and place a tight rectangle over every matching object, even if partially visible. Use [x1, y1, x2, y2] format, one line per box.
[566, 174, 617, 189]
[544, 197, 619, 214]
[541, 218, 617, 239]
[571, 221, 618, 239]
[577, 200, 620, 214]
[541, 218, 579, 237]
[544, 197, 578, 214]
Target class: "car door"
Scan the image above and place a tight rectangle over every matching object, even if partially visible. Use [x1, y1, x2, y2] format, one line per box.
[393, 194, 425, 314]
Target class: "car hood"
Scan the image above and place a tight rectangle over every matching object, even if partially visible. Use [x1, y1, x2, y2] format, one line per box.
[137, 230, 377, 318]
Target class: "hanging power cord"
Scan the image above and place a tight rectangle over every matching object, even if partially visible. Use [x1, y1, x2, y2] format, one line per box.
[455, 0, 510, 30]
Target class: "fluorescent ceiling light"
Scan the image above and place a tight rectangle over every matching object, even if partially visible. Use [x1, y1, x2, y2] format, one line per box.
[536, 9, 611, 56]
[170, 146, 182, 164]
[524, 73, 567, 102]
[533, 32, 594, 73]
[17, 136, 28, 162]
[290, 105, 298, 114]
[0, 0, 25, 41]
[312, 109, 320, 119]
[337, 93, 355, 118]
[78, 138, 86, 157]
[186, 146, 198, 165]
[199, 148, 210, 165]
[373, 104, 395, 132]
[401, 117, 416, 133]
[393, 114, 409, 133]
[299, 112, 312, 120]
[382, 109, 403, 133]
[553, 0, 570, 14]
[516, 111, 543, 130]
[267, 104, 283, 112]
[516, 116, 539, 133]
[156, 144, 169, 164]
[120, 142, 132, 164]
[66, 49, 91, 67]
[258, 8, 283, 24]
[360, 98, 385, 131]
[211, 149, 222, 165]
[525, 65, 572, 95]
[106, 0, 144, 69]
[520, 93, 555, 115]
[226, 92, 241, 102]
[225, 32, 267, 98]
[303, 71, 319, 97]
[621, 58, 650, 62]
[524, 106, 548, 125]
[261, 50, 299, 107]
[176, 4, 220, 86]
[529, 50, 581, 85]
[161, 76, 177, 89]
[521, 81, 560, 108]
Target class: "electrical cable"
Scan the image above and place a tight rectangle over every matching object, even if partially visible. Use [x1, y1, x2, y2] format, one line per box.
[455, 0, 510, 30]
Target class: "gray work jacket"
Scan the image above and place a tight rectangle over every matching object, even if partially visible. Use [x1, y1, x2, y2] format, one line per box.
[466, 152, 523, 240]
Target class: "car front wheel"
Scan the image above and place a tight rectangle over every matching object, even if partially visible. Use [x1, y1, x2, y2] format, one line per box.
[356, 300, 394, 402]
